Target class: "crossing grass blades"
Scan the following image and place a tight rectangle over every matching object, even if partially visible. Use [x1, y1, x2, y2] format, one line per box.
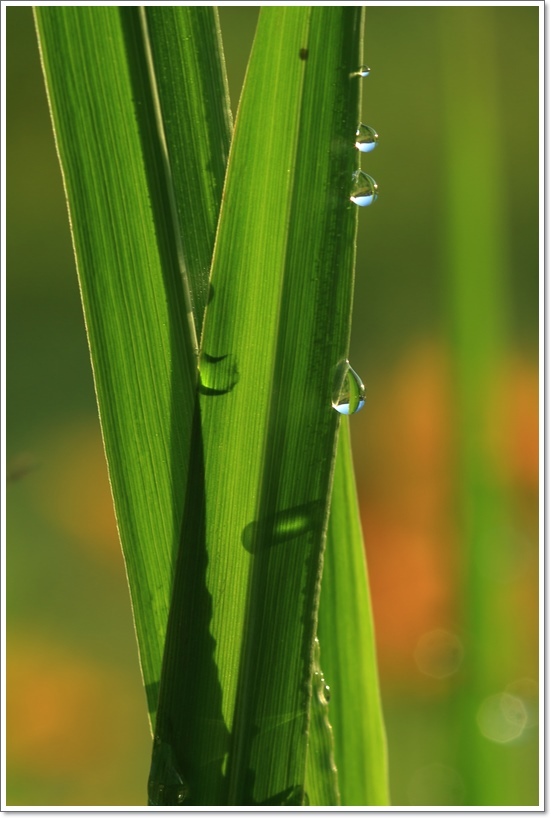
[34, 6, 388, 806]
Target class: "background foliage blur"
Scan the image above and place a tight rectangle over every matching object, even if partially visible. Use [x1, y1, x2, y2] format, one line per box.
[7, 5, 539, 807]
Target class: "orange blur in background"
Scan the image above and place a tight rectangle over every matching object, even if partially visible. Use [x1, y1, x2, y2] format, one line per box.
[7, 5, 539, 807]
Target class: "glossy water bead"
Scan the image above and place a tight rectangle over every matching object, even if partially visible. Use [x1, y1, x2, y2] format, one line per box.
[332, 360, 366, 415]
[350, 170, 378, 207]
[355, 123, 379, 153]
[351, 65, 370, 78]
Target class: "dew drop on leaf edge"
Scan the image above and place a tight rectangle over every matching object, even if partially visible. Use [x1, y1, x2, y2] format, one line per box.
[355, 123, 379, 153]
[351, 64, 370, 77]
[332, 360, 366, 415]
[350, 169, 378, 207]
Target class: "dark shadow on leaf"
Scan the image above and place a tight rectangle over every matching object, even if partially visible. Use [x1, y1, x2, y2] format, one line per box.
[149, 398, 230, 805]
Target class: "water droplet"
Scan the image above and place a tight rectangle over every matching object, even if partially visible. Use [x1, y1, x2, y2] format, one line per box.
[313, 671, 331, 706]
[199, 352, 239, 396]
[310, 637, 339, 800]
[351, 64, 370, 78]
[332, 360, 366, 415]
[355, 123, 379, 153]
[350, 170, 378, 207]
[148, 736, 189, 806]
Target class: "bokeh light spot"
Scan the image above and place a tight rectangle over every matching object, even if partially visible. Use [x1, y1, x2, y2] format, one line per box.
[30, 418, 121, 565]
[505, 678, 539, 729]
[476, 692, 528, 743]
[8, 637, 112, 774]
[414, 629, 464, 679]
[408, 763, 464, 806]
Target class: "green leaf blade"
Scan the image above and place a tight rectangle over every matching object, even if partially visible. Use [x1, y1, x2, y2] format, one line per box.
[153, 6, 365, 806]
[145, 7, 232, 332]
[33, 6, 222, 727]
[35, 6, 388, 806]
[317, 421, 390, 805]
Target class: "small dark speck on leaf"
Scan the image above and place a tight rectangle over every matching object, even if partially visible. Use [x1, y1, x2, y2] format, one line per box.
[299, 48, 309, 60]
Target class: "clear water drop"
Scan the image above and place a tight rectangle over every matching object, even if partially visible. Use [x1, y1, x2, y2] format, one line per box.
[332, 360, 366, 415]
[355, 123, 379, 153]
[313, 668, 331, 706]
[312, 638, 330, 704]
[351, 64, 370, 78]
[148, 736, 189, 806]
[350, 170, 378, 207]
[310, 637, 339, 800]
[199, 352, 239, 396]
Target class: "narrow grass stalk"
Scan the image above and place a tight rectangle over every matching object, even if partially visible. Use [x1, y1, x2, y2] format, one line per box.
[34, 6, 200, 724]
[316, 422, 389, 805]
[439, 7, 528, 806]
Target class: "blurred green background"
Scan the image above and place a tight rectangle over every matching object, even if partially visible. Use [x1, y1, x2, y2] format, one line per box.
[7, 5, 539, 807]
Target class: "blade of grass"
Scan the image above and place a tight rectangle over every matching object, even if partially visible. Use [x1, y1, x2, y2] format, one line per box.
[315, 422, 389, 805]
[152, 6, 366, 806]
[144, 7, 232, 333]
[33, 6, 230, 728]
[439, 8, 530, 806]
